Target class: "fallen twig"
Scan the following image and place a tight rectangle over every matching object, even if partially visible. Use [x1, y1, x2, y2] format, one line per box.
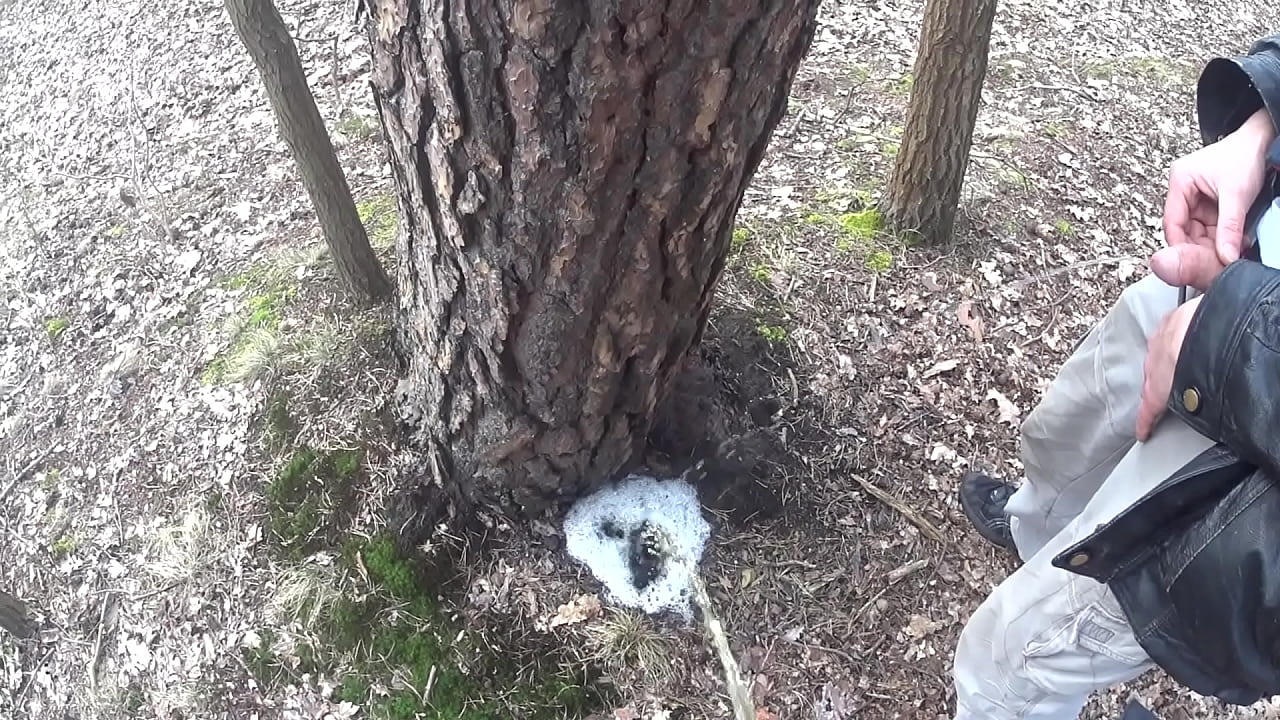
[1016, 82, 1101, 103]
[1006, 255, 1142, 291]
[50, 170, 132, 183]
[293, 31, 343, 116]
[87, 591, 114, 691]
[14, 645, 54, 711]
[849, 474, 945, 543]
[0, 447, 54, 505]
[886, 558, 930, 583]
[126, 58, 176, 241]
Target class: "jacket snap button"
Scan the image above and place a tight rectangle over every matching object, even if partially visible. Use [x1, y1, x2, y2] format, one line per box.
[1182, 388, 1201, 413]
[1068, 551, 1090, 567]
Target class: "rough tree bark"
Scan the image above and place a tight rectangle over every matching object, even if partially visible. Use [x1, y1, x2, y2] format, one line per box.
[882, 0, 998, 244]
[365, 0, 821, 516]
[224, 0, 393, 304]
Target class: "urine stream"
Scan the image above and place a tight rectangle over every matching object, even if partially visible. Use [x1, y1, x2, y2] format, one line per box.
[667, 542, 755, 720]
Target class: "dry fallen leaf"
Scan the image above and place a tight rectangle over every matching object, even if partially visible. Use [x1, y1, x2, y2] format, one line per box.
[905, 614, 943, 639]
[985, 389, 1021, 426]
[922, 358, 960, 379]
[956, 300, 985, 341]
[548, 593, 602, 628]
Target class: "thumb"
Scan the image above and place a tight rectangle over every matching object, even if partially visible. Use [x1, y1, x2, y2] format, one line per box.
[1215, 188, 1250, 263]
[1150, 244, 1224, 290]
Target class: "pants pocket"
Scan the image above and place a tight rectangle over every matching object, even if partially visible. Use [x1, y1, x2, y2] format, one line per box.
[1019, 587, 1150, 698]
[1077, 590, 1150, 666]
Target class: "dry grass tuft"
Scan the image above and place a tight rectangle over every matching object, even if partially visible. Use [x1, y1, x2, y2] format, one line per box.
[266, 561, 343, 632]
[581, 608, 681, 690]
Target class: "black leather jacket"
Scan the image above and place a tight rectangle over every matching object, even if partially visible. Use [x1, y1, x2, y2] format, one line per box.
[1050, 34, 1280, 706]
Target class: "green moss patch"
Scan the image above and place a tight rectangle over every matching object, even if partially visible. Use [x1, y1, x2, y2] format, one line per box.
[263, 390, 297, 451]
[45, 316, 69, 339]
[246, 528, 605, 719]
[1085, 55, 1193, 84]
[202, 263, 299, 385]
[357, 195, 398, 251]
[49, 535, 77, 559]
[337, 110, 380, 140]
[866, 249, 894, 273]
[805, 208, 883, 253]
[320, 535, 602, 720]
[756, 323, 788, 344]
[265, 444, 364, 557]
[891, 72, 914, 96]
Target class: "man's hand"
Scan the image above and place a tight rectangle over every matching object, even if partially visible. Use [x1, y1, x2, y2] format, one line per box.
[1136, 296, 1202, 441]
[1154, 108, 1274, 291]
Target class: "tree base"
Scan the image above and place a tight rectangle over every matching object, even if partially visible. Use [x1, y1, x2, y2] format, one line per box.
[645, 352, 789, 526]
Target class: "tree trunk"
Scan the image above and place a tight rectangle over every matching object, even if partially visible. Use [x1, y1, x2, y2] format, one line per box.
[224, 0, 393, 304]
[882, 0, 998, 244]
[365, 0, 820, 516]
[0, 590, 34, 639]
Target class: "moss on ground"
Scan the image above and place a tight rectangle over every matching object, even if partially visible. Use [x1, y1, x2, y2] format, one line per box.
[45, 316, 69, 339]
[202, 262, 299, 385]
[1085, 54, 1191, 83]
[321, 534, 601, 720]
[264, 443, 364, 557]
[49, 534, 77, 559]
[263, 390, 297, 451]
[357, 194, 398, 251]
[891, 72, 914, 96]
[250, 424, 607, 718]
[755, 323, 788, 344]
[337, 110, 380, 140]
[748, 262, 771, 285]
[804, 208, 883, 253]
[866, 249, 894, 273]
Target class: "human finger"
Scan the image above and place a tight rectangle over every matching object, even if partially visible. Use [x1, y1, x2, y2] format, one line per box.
[1149, 244, 1225, 290]
[1215, 183, 1250, 263]
[1162, 167, 1195, 247]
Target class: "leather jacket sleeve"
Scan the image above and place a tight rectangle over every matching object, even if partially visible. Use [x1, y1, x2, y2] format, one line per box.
[1197, 33, 1280, 143]
[1169, 260, 1280, 477]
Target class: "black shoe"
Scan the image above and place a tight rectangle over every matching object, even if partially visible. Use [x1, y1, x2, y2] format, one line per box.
[959, 471, 1017, 552]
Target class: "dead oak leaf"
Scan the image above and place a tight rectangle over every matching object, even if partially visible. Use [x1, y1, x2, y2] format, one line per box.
[956, 301, 984, 341]
[549, 593, 602, 628]
[905, 614, 944, 639]
[922, 359, 960, 379]
[985, 389, 1021, 426]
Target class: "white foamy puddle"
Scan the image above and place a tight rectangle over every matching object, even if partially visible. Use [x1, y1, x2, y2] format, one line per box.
[563, 473, 710, 618]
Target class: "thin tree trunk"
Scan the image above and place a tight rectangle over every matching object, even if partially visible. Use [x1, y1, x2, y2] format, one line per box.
[882, 0, 998, 244]
[224, 0, 393, 304]
[366, 0, 820, 516]
[0, 590, 34, 639]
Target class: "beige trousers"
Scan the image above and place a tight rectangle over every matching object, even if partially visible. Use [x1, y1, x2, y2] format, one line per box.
[952, 273, 1216, 718]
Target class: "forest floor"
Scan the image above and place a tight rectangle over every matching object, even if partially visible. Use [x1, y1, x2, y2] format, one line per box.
[3, 0, 1280, 719]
